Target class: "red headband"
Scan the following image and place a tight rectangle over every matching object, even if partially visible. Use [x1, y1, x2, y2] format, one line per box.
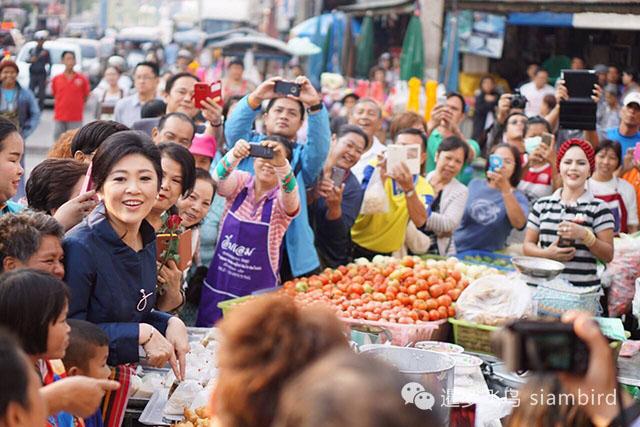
[556, 138, 595, 173]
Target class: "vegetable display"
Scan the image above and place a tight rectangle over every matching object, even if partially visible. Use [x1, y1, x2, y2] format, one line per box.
[281, 256, 500, 325]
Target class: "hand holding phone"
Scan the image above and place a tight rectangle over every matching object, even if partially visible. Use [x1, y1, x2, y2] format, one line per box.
[193, 81, 223, 108]
[249, 143, 274, 159]
[492, 320, 589, 374]
[274, 80, 301, 97]
[634, 143, 640, 164]
[330, 167, 346, 187]
[488, 154, 503, 172]
[80, 162, 94, 194]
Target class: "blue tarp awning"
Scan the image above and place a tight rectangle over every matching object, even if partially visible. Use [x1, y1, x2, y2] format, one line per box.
[507, 12, 573, 28]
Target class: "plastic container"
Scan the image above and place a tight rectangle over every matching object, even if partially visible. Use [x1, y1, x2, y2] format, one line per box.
[341, 317, 449, 347]
[414, 341, 464, 354]
[361, 346, 455, 425]
[448, 318, 498, 355]
[455, 250, 514, 272]
[217, 295, 254, 317]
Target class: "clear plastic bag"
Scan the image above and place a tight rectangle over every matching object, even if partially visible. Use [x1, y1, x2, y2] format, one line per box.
[163, 380, 204, 416]
[455, 274, 534, 326]
[360, 167, 389, 215]
[601, 235, 640, 317]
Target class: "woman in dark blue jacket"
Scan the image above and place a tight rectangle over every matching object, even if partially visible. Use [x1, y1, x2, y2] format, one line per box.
[63, 131, 189, 380]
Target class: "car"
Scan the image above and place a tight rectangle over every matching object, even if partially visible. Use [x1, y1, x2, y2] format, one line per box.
[15, 40, 82, 104]
[57, 38, 103, 86]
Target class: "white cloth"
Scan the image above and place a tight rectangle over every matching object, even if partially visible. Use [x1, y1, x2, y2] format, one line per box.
[519, 81, 555, 117]
[351, 136, 385, 183]
[588, 177, 639, 227]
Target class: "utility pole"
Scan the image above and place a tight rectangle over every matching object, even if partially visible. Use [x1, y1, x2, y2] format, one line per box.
[419, 0, 445, 80]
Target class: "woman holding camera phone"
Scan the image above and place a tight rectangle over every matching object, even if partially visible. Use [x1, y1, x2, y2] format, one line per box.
[453, 143, 528, 253]
[196, 137, 300, 326]
[523, 139, 614, 287]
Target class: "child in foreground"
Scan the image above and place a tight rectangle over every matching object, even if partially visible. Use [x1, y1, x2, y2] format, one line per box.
[62, 319, 111, 427]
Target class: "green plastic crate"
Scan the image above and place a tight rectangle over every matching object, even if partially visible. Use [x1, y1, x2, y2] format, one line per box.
[448, 318, 499, 355]
[217, 295, 254, 317]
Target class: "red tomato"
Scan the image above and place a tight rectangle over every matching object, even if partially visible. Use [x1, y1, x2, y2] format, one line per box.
[398, 316, 415, 324]
[450, 270, 462, 281]
[427, 275, 440, 286]
[429, 284, 445, 298]
[404, 276, 417, 286]
[428, 310, 441, 321]
[425, 298, 438, 311]
[349, 283, 364, 295]
[437, 295, 453, 307]
[413, 299, 427, 311]
[447, 289, 461, 301]
[352, 275, 365, 285]
[448, 306, 456, 317]
[438, 306, 448, 318]
[366, 312, 381, 321]
[372, 292, 387, 302]
[416, 290, 430, 300]
[407, 284, 418, 295]
[416, 279, 429, 291]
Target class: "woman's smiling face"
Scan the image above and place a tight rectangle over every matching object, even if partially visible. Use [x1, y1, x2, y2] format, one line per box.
[560, 146, 591, 189]
[99, 154, 159, 227]
[154, 155, 184, 213]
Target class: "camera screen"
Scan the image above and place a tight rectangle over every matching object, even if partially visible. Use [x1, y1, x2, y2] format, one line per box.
[524, 332, 573, 370]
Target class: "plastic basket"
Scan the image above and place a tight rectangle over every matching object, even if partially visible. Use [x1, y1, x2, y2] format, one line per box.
[534, 285, 603, 318]
[455, 250, 514, 272]
[217, 295, 255, 317]
[448, 318, 499, 355]
[342, 317, 449, 347]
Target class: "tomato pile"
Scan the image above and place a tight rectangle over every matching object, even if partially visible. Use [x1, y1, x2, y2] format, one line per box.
[281, 256, 471, 325]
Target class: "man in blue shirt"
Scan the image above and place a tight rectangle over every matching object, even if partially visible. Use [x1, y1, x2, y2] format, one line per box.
[605, 92, 640, 155]
[224, 76, 330, 279]
[308, 124, 368, 268]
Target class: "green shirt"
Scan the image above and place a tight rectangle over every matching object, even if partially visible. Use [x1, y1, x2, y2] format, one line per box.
[426, 129, 480, 186]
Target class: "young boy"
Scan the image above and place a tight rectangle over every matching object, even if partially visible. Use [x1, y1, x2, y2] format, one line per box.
[62, 319, 111, 427]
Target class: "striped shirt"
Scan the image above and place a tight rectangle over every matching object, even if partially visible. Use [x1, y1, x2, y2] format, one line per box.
[527, 189, 614, 287]
[217, 171, 298, 274]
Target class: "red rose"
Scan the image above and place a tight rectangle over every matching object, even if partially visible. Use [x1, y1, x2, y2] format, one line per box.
[167, 214, 182, 229]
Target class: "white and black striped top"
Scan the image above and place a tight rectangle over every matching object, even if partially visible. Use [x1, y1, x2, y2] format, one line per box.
[527, 189, 614, 287]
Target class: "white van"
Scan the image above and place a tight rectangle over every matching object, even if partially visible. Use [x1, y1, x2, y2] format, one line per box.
[15, 40, 83, 103]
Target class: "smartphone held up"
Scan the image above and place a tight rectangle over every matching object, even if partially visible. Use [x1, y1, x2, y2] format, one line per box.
[248, 143, 275, 159]
[193, 81, 223, 108]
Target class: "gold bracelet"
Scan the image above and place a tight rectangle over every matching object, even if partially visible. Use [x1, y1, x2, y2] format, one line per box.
[583, 229, 597, 247]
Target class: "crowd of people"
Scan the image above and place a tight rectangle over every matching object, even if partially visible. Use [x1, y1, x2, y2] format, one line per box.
[0, 36, 640, 427]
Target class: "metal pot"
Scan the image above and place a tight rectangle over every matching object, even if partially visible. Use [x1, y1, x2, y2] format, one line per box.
[361, 345, 455, 425]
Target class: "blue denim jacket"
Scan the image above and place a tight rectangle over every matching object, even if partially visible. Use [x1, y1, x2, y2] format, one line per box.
[224, 96, 330, 276]
[63, 203, 172, 365]
[0, 83, 41, 138]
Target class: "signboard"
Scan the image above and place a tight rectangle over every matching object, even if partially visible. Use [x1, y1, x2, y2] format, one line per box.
[458, 11, 506, 59]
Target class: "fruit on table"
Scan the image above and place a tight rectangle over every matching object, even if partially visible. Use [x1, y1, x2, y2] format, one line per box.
[463, 255, 511, 268]
[281, 256, 490, 325]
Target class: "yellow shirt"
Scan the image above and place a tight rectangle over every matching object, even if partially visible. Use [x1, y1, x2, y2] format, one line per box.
[351, 167, 435, 254]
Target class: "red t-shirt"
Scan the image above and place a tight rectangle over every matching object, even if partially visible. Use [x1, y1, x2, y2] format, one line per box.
[51, 72, 90, 121]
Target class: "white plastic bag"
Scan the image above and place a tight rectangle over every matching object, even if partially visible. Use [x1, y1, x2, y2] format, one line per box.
[163, 380, 204, 416]
[455, 275, 534, 326]
[360, 167, 389, 215]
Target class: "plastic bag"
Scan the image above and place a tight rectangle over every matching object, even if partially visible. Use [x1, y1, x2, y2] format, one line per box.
[455, 275, 534, 326]
[163, 380, 204, 416]
[360, 167, 389, 215]
[601, 235, 640, 317]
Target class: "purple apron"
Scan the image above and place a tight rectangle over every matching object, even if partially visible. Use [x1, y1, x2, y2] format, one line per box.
[196, 187, 278, 326]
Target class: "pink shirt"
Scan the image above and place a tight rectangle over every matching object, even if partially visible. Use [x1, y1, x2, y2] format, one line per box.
[217, 171, 298, 273]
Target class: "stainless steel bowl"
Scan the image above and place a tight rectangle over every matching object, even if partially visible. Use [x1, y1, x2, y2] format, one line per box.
[511, 256, 565, 279]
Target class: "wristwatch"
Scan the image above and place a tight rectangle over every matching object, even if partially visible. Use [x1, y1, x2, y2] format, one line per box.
[405, 189, 416, 198]
[307, 102, 323, 113]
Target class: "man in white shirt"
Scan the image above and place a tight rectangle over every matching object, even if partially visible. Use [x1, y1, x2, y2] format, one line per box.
[520, 68, 555, 117]
[349, 98, 385, 182]
[113, 61, 159, 127]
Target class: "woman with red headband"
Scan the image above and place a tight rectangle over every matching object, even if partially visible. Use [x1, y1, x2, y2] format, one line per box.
[524, 139, 614, 287]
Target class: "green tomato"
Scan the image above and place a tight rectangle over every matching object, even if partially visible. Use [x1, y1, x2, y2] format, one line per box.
[295, 281, 308, 293]
[363, 284, 374, 294]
